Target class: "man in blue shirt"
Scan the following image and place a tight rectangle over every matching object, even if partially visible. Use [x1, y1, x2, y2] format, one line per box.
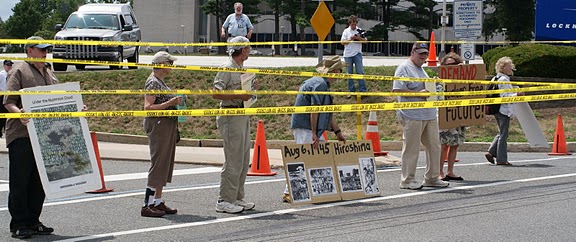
[221, 2, 254, 40]
[283, 55, 347, 203]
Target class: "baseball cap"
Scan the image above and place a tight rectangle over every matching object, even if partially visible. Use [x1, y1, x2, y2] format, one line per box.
[227, 36, 250, 55]
[412, 42, 429, 54]
[3, 60, 14, 66]
[151, 51, 177, 64]
[24, 36, 53, 49]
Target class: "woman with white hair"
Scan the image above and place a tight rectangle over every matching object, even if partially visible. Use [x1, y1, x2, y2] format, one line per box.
[485, 56, 524, 166]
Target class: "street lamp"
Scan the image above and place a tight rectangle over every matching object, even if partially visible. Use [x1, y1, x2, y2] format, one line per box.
[180, 25, 186, 55]
[280, 25, 285, 56]
[501, 28, 507, 45]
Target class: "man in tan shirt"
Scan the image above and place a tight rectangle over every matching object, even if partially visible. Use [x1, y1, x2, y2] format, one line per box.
[4, 36, 56, 239]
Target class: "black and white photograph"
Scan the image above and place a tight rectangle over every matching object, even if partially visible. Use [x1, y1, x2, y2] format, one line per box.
[309, 167, 336, 196]
[34, 104, 93, 181]
[360, 157, 380, 195]
[338, 165, 362, 193]
[287, 162, 311, 202]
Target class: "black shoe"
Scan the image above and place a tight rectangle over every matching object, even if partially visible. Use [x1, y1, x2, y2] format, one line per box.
[30, 223, 54, 235]
[11, 228, 33, 239]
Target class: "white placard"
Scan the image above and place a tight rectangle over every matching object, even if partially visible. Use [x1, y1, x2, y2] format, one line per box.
[460, 41, 475, 61]
[515, 102, 549, 148]
[453, 0, 483, 38]
[21, 82, 101, 199]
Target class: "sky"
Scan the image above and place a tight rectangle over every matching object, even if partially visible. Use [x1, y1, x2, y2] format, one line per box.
[1, 0, 19, 21]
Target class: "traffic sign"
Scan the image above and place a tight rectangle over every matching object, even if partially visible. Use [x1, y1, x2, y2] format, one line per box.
[460, 41, 475, 61]
[453, 0, 483, 38]
[310, 1, 335, 41]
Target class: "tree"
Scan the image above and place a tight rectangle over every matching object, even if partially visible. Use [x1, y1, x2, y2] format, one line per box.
[483, 0, 534, 41]
[394, 0, 440, 40]
[5, 0, 45, 39]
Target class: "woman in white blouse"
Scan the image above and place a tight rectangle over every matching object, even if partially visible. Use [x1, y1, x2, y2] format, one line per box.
[484, 57, 524, 166]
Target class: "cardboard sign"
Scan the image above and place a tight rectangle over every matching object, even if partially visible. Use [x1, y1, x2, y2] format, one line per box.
[282, 142, 339, 204]
[438, 64, 487, 129]
[332, 141, 380, 200]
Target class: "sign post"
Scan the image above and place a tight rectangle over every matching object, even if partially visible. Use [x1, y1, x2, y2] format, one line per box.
[310, 0, 335, 64]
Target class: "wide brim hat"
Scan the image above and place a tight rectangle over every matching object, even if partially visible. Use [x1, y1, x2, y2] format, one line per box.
[315, 55, 349, 73]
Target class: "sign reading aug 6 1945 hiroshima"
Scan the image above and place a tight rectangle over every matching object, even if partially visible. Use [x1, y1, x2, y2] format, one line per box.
[21, 82, 101, 199]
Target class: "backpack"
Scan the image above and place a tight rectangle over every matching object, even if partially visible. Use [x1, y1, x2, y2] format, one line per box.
[485, 76, 501, 115]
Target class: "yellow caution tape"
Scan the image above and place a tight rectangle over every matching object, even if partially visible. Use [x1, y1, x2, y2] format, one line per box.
[2, 38, 576, 47]
[2, 56, 574, 90]
[4, 92, 576, 119]
[2, 85, 575, 98]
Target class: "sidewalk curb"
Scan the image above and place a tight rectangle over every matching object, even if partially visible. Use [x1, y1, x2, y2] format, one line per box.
[95, 132, 574, 153]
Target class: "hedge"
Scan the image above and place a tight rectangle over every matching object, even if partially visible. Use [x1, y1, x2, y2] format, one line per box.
[482, 44, 576, 80]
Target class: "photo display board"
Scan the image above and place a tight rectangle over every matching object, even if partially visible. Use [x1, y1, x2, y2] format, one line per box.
[282, 141, 379, 204]
[333, 141, 380, 200]
[21, 82, 101, 199]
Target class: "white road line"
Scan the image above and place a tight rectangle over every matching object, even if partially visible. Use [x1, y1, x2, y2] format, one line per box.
[0, 157, 568, 200]
[0, 180, 8, 183]
[0, 167, 222, 192]
[56, 172, 576, 242]
[105, 167, 221, 182]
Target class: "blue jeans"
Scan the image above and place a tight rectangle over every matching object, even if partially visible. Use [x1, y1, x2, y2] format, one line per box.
[345, 53, 367, 92]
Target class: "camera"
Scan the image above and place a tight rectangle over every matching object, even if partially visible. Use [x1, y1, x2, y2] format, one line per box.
[354, 29, 366, 40]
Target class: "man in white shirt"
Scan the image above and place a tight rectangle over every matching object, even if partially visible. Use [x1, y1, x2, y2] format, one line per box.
[341, 15, 367, 97]
[0, 60, 12, 138]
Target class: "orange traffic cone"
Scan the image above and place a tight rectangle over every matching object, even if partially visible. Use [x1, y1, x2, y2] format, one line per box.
[427, 32, 438, 67]
[248, 120, 277, 176]
[365, 111, 388, 156]
[548, 114, 572, 156]
[322, 131, 328, 141]
[86, 132, 114, 193]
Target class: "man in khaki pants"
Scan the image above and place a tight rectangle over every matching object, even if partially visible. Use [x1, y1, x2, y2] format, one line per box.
[392, 43, 449, 190]
[212, 36, 257, 213]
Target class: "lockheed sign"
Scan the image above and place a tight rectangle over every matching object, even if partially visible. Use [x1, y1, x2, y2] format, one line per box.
[535, 0, 576, 41]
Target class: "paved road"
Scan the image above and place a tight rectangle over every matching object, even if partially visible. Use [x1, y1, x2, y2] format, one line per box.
[0, 151, 574, 241]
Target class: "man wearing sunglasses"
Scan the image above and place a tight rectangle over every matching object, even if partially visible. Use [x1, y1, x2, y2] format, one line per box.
[0, 60, 13, 138]
[3, 36, 56, 239]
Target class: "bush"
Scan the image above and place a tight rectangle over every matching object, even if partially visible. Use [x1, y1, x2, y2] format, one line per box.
[481, 46, 512, 73]
[483, 44, 576, 79]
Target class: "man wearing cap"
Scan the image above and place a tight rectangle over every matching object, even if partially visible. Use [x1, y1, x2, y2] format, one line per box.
[3, 36, 56, 238]
[0, 60, 13, 138]
[212, 36, 257, 214]
[392, 42, 448, 190]
[283, 55, 347, 203]
[141, 51, 181, 218]
[221, 2, 254, 40]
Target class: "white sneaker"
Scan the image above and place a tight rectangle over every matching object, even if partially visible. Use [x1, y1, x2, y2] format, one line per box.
[215, 201, 243, 214]
[234, 200, 255, 210]
[422, 179, 449, 188]
[399, 180, 423, 190]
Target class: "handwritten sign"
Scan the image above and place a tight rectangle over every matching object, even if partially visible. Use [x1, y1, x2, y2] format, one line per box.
[438, 64, 487, 129]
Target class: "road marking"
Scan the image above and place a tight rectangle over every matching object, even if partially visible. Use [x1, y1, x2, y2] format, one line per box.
[56, 171, 576, 242]
[104, 167, 221, 182]
[0, 157, 568, 198]
[0, 166, 222, 192]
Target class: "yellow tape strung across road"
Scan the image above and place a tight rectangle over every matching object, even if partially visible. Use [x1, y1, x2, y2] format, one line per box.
[2, 56, 574, 89]
[2, 38, 576, 47]
[4, 92, 576, 119]
[3, 85, 575, 98]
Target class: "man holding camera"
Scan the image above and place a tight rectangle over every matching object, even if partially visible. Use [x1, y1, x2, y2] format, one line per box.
[341, 15, 367, 97]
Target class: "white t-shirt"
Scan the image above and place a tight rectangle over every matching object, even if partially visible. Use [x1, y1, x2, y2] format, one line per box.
[0, 70, 7, 92]
[341, 27, 364, 57]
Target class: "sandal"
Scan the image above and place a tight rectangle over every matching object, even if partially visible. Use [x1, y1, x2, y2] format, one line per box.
[484, 153, 495, 164]
[496, 162, 513, 166]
